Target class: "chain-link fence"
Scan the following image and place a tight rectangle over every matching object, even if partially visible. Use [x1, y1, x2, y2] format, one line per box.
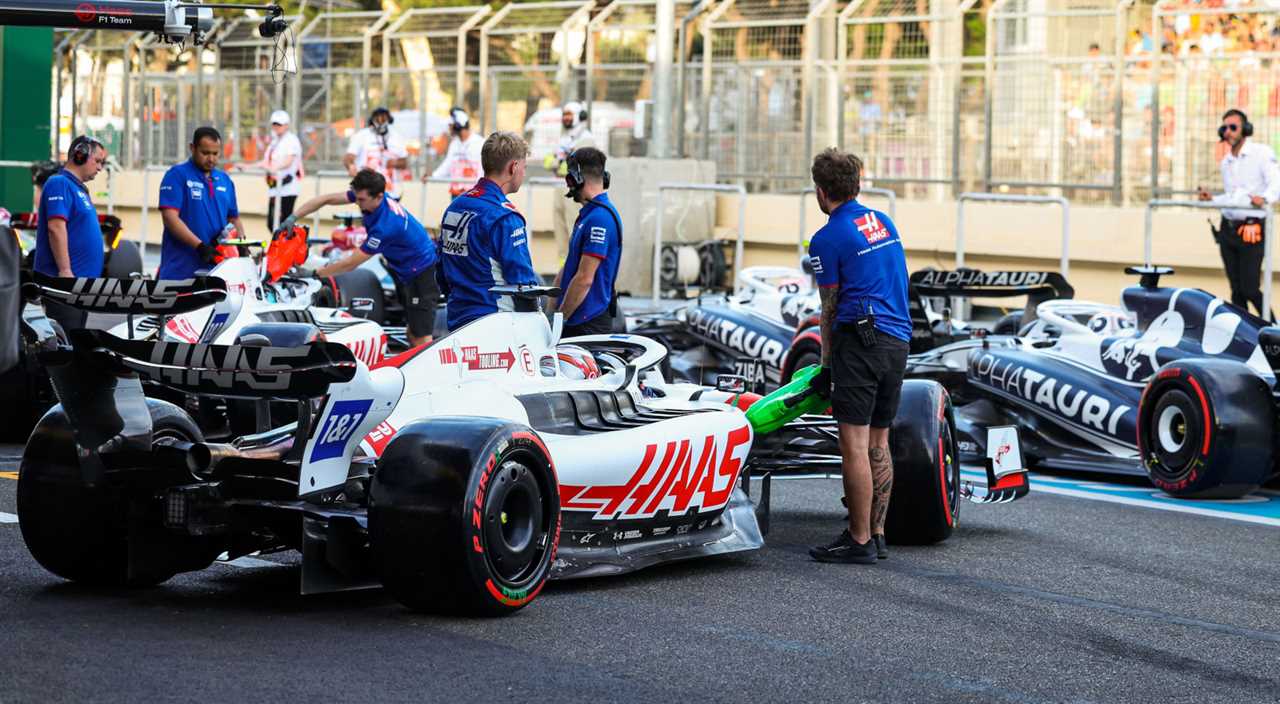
[46, 0, 1280, 201]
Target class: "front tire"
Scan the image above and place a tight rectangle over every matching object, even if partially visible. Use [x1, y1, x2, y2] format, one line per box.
[17, 399, 213, 586]
[1138, 359, 1274, 498]
[884, 380, 959, 545]
[369, 419, 560, 616]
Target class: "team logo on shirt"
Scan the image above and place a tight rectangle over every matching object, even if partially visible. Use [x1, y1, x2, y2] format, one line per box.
[855, 212, 890, 244]
[589, 226, 607, 245]
[441, 210, 475, 256]
[809, 256, 824, 275]
[366, 237, 381, 249]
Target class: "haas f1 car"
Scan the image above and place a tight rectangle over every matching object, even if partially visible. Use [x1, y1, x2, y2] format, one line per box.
[644, 264, 1074, 392]
[15, 276, 1025, 616]
[914, 266, 1280, 499]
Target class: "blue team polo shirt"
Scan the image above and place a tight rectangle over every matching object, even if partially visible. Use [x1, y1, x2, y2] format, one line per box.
[346, 190, 438, 282]
[157, 160, 240, 280]
[558, 192, 621, 326]
[34, 170, 103, 277]
[807, 199, 912, 342]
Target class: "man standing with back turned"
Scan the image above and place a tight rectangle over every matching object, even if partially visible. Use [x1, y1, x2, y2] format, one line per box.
[805, 148, 912, 565]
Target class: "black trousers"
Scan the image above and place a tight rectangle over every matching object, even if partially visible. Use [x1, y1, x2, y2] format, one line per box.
[1218, 216, 1270, 319]
[563, 311, 614, 338]
[267, 195, 298, 232]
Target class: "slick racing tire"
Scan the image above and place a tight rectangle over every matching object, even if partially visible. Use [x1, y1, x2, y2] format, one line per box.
[884, 380, 959, 545]
[785, 349, 820, 384]
[104, 239, 143, 279]
[1138, 359, 1273, 499]
[17, 399, 218, 586]
[317, 269, 386, 325]
[370, 418, 560, 616]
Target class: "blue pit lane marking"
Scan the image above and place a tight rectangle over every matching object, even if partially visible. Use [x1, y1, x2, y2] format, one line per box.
[962, 470, 1280, 527]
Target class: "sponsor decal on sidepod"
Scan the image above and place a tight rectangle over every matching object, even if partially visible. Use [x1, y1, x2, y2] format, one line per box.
[971, 351, 1134, 439]
[687, 307, 786, 368]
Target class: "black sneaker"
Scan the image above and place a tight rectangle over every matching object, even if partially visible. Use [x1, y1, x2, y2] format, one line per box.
[873, 534, 888, 560]
[809, 530, 877, 564]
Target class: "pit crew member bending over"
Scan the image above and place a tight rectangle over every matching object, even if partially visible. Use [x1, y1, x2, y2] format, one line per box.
[426, 107, 484, 198]
[546, 148, 621, 337]
[282, 169, 440, 347]
[158, 127, 245, 280]
[438, 131, 540, 331]
[34, 135, 107, 332]
[805, 148, 912, 565]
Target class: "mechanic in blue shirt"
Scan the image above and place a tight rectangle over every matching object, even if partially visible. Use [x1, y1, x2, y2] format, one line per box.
[34, 135, 108, 332]
[282, 168, 441, 347]
[158, 126, 246, 280]
[805, 148, 911, 566]
[547, 147, 621, 337]
[438, 131, 540, 330]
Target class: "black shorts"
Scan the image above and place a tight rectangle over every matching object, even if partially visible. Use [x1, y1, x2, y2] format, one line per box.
[830, 325, 910, 427]
[563, 311, 614, 338]
[396, 265, 441, 340]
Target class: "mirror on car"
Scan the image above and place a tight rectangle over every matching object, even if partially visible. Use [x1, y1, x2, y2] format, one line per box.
[716, 374, 747, 394]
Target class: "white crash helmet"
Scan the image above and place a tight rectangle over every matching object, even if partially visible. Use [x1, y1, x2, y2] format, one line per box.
[556, 345, 600, 380]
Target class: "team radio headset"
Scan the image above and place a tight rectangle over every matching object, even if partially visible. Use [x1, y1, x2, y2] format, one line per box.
[564, 150, 621, 317]
[68, 135, 104, 166]
[1218, 109, 1254, 141]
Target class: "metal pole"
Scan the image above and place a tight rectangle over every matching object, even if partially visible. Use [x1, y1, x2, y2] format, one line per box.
[141, 167, 151, 262]
[1149, 8, 1161, 197]
[1266, 211, 1275, 316]
[653, 189, 665, 303]
[652, 0, 675, 158]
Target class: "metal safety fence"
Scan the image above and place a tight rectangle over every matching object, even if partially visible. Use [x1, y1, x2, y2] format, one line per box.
[43, 0, 1280, 202]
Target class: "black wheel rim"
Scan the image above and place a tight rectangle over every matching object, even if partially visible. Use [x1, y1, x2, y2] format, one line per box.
[1148, 390, 1201, 479]
[942, 420, 959, 521]
[483, 457, 549, 585]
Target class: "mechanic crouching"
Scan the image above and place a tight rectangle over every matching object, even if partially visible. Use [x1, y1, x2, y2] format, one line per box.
[281, 169, 441, 347]
[438, 131, 540, 331]
[806, 148, 912, 565]
[34, 135, 108, 332]
[546, 148, 621, 337]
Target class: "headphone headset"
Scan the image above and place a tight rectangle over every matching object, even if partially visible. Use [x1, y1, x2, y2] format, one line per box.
[565, 150, 610, 194]
[1219, 109, 1254, 141]
[69, 135, 102, 166]
[367, 107, 394, 127]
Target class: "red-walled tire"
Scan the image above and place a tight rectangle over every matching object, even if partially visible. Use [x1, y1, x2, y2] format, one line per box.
[884, 380, 959, 545]
[1138, 359, 1274, 499]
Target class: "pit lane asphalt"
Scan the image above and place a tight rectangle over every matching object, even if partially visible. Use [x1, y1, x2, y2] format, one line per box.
[1, 444, 1278, 704]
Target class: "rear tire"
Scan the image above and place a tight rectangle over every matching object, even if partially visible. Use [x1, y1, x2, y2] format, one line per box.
[884, 380, 959, 545]
[17, 399, 214, 586]
[369, 418, 560, 616]
[1138, 359, 1273, 498]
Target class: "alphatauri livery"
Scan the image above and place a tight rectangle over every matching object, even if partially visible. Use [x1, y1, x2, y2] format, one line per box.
[17, 281, 1021, 616]
[932, 266, 1280, 499]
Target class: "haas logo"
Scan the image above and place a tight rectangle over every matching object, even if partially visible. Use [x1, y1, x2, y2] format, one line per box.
[131, 343, 310, 392]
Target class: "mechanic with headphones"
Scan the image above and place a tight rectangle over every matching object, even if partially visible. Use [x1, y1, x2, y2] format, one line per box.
[427, 107, 485, 198]
[545, 101, 596, 262]
[34, 135, 108, 331]
[546, 147, 622, 337]
[1198, 108, 1280, 318]
[345, 107, 410, 198]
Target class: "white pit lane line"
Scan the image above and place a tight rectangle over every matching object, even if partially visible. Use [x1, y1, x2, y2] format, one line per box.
[0, 513, 17, 524]
[961, 470, 1280, 528]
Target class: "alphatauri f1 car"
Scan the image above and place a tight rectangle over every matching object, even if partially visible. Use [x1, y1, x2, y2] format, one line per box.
[642, 264, 1074, 392]
[16, 276, 1026, 615]
[914, 266, 1280, 498]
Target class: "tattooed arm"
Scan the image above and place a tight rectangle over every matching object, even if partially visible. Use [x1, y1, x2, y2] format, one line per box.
[819, 286, 838, 366]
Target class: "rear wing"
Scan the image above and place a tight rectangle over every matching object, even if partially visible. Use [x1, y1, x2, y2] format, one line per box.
[61, 329, 357, 399]
[24, 272, 227, 316]
[909, 269, 1074, 300]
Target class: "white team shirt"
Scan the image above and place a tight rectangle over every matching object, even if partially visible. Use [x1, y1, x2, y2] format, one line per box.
[346, 126, 409, 196]
[265, 131, 303, 198]
[431, 132, 485, 186]
[1215, 141, 1280, 221]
